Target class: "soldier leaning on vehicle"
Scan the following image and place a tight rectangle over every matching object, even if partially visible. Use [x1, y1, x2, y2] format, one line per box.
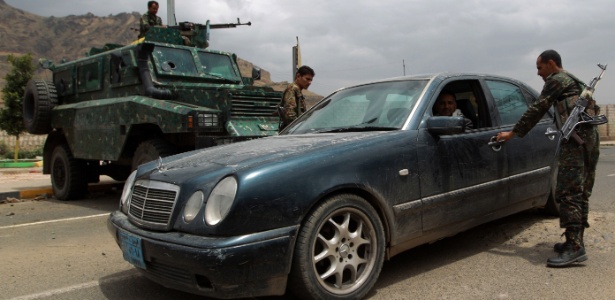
[497, 49, 600, 268]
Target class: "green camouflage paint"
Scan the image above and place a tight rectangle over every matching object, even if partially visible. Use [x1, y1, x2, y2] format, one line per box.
[41, 25, 282, 162]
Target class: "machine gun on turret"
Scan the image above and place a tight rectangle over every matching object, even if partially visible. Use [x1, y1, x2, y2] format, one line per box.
[138, 18, 250, 49]
[172, 18, 251, 48]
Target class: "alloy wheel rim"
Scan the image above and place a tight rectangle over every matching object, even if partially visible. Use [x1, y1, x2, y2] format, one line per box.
[312, 207, 377, 295]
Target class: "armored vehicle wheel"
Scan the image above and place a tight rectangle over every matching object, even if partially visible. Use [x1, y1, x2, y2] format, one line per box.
[51, 144, 87, 200]
[132, 139, 176, 170]
[23, 79, 58, 134]
[288, 194, 385, 300]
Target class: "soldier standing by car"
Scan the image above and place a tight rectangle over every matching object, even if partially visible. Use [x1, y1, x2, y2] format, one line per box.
[497, 49, 600, 268]
[278, 65, 315, 131]
[139, 1, 166, 38]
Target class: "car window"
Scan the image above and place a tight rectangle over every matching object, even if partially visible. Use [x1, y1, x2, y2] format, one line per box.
[486, 80, 529, 125]
[286, 80, 427, 134]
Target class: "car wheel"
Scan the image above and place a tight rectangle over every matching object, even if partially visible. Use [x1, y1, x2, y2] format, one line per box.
[132, 139, 176, 170]
[51, 144, 87, 200]
[289, 194, 385, 300]
[22, 79, 58, 134]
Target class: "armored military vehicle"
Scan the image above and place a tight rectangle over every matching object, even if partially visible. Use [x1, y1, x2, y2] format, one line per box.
[22, 19, 282, 200]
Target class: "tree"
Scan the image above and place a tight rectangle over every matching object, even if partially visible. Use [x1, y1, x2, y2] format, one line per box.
[0, 54, 35, 161]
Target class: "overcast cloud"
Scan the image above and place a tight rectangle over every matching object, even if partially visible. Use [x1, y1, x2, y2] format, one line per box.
[6, 0, 615, 103]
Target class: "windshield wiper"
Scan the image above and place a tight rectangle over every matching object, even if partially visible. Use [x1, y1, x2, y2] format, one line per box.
[315, 126, 397, 133]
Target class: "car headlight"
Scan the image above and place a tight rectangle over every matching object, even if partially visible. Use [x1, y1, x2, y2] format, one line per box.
[120, 170, 137, 213]
[205, 176, 237, 225]
[183, 191, 204, 223]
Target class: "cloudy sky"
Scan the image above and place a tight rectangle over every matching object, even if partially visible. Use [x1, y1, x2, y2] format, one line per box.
[6, 0, 615, 103]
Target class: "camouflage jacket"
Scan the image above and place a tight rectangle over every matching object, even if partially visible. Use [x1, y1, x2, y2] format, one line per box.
[139, 12, 163, 38]
[512, 71, 582, 137]
[280, 82, 306, 124]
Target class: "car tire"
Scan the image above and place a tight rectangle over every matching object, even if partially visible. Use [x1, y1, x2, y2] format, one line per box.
[51, 144, 87, 200]
[288, 194, 385, 300]
[23, 79, 58, 134]
[132, 139, 176, 170]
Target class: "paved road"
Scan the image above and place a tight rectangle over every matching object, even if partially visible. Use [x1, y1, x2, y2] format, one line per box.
[1, 146, 614, 300]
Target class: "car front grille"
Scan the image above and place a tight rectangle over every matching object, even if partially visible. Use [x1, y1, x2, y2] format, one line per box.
[128, 180, 180, 231]
[230, 93, 280, 117]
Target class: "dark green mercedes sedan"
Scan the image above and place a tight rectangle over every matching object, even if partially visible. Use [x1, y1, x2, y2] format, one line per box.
[108, 73, 560, 299]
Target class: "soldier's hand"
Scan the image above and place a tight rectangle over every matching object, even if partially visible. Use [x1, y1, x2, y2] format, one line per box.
[496, 131, 515, 143]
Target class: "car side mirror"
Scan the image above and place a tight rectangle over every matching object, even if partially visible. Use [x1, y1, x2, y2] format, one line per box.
[427, 116, 465, 135]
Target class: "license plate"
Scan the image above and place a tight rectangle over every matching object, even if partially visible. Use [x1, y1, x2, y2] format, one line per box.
[119, 230, 146, 269]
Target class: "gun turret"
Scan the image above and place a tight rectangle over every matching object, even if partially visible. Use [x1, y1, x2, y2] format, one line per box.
[169, 18, 251, 48]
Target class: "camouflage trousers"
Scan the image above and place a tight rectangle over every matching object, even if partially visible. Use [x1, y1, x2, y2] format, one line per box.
[556, 125, 599, 229]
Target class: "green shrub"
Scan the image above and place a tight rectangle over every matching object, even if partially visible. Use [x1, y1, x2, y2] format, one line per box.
[1, 145, 43, 159]
[0, 140, 9, 156]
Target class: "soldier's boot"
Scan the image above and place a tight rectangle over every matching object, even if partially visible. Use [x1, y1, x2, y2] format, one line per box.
[547, 228, 588, 268]
[554, 227, 584, 253]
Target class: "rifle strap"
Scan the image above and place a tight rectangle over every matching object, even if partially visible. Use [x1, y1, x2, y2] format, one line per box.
[571, 131, 585, 145]
[553, 103, 563, 129]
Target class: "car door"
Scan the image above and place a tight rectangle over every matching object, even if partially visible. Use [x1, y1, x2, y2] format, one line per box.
[484, 79, 559, 209]
[416, 78, 508, 234]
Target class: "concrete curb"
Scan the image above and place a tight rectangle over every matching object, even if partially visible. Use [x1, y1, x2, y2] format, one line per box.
[0, 182, 124, 200]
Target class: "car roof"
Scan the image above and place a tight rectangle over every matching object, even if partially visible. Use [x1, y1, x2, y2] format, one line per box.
[329, 72, 534, 95]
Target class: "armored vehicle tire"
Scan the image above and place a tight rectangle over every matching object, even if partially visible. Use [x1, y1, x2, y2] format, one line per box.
[51, 144, 88, 200]
[132, 139, 176, 170]
[23, 79, 58, 134]
[288, 194, 385, 300]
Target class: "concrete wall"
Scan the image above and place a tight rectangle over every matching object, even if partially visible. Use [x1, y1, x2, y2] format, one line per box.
[598, 104, 615, 141]
[0, 132, 46, 152]
[2, 105, 615, 151]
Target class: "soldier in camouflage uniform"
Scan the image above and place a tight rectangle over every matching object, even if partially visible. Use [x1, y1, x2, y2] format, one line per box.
[497, 50, 600, 268]
[278, 65, 315, 131]
[139, 1, 165, 38]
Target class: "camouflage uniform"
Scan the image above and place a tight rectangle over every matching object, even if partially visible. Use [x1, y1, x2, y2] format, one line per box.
[139, 12, 163, 38]
[279, 82, 306, 130]
[512, 71, 599, 231]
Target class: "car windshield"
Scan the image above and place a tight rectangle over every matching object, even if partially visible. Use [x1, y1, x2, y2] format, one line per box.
[286, 80, 428, 134]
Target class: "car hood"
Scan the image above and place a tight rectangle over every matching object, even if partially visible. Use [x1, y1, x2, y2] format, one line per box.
[146, 132, 388, 178]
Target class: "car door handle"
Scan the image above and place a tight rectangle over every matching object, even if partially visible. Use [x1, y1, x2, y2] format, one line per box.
[544, 127, 558, 141]
[488, 136, 504, 151]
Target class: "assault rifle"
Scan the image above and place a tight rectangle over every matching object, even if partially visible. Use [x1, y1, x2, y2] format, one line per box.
[560, 63, 608, 144]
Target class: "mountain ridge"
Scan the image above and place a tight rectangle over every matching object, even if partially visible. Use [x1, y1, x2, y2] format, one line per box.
[0, 1, 322, 106]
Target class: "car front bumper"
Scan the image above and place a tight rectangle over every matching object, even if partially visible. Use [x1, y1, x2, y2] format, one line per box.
[107, 210, 299, 299]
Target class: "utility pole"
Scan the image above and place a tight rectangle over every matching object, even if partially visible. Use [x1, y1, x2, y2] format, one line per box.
[167, 0, 176, 26]
[403, 59, 406, 76]
[292, 36, 302, 81]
